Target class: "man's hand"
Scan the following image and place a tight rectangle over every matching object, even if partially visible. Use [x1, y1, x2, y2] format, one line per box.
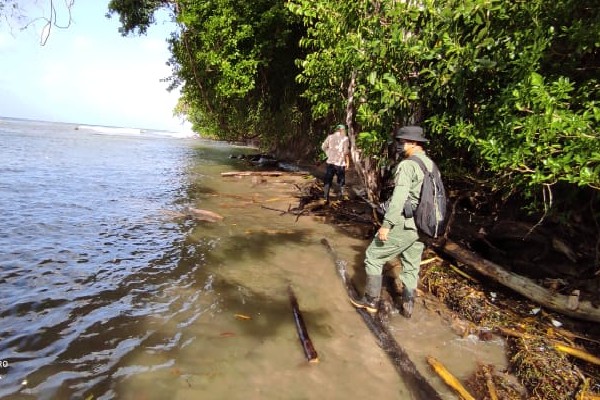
[377, 227, 390, 241]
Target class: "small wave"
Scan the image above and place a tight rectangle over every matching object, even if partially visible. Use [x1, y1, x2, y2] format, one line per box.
[143, 129, 199, 139]
[161, 130, 198, 139]
[75, 125, 142, 136]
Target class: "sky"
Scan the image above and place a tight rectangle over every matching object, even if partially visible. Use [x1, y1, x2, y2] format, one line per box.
[0, 1, 188, 132]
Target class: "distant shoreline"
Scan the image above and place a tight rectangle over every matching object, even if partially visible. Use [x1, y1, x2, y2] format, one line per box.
[0, 115, 190, 134]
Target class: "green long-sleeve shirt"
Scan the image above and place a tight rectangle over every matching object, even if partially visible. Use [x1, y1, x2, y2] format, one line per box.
[381, 151, 433, 230]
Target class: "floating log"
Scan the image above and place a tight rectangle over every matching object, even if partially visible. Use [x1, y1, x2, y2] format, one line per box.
[288, 285, 319, 363]
[321, 238, 442, 400]
[427, 356, 476, 400]
[428, 238, 600, 323]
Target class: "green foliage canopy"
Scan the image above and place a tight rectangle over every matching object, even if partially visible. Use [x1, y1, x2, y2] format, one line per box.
[290, 0, 599, 195]
[168, 0, 309, 148]
[107, 0, 170, 35]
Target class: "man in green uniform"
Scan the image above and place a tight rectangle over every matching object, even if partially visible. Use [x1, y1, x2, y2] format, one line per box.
[350, 125, 432, 318]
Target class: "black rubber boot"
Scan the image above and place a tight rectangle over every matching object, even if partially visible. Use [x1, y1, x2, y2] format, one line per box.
[402, 287, 415, 318]
[350, 275, 382, 314]
[323, 184, 331, 202]
[339, 185, 348, 200]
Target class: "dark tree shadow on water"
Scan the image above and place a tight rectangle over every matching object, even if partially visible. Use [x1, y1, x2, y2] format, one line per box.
[185, 228, 332, 339]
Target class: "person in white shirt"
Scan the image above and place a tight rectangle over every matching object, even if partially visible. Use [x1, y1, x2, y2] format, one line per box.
[321, 124, 350, 202]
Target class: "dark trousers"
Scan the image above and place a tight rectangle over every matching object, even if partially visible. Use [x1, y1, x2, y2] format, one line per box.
[324, 163, 346, 187]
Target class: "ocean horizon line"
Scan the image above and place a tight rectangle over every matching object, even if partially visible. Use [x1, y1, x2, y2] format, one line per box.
[0, 115, 197, 138]
[0, 115, 192, 134]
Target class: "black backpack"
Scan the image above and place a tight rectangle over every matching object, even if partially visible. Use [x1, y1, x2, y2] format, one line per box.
[404, 156, 448, 238]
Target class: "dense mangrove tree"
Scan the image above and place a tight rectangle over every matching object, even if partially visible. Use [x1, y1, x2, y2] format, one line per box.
[109, 0, 319, 159]
[288, 0, 599, 205]
[107, 0, 599, 225]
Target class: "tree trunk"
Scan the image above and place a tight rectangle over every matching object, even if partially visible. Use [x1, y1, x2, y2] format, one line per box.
[345, 69, 381, 205]
[431, 239, 600, 323]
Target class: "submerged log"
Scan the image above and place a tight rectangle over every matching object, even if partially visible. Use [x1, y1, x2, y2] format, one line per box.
[321, 238, 442, 400]
[288, 285, 319, 363]
[430, 238, 600, 323]
[185, 207, 224, 222]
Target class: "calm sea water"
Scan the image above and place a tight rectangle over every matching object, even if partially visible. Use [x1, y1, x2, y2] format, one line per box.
[0, 118, 506, 400]
[0, 118, 237, 398]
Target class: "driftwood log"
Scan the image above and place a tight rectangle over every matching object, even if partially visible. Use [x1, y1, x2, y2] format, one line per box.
[221, 171, 308, 177]
[160, 207, 223, 223]
[426, 356, 476, 400]
[288, 285, 319, 363]
[185, 207, 223, 222]
[429, 238, 600, 323]
[321, 238, 442, 400]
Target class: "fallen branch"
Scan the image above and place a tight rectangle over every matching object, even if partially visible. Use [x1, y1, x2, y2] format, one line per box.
[429, 239, 600, 323]
[420, 257, 441, 266]
[427, 356, 476, 400]
[260, 205, 290, 215]
[497, 327, 600, 367]
[260, 205, 307, 218]
[222, 171, 284, 177]
[221, 171, 308, 177]
[483, 365, 499, 400]
[496, 326, 533, 340]
[555, 344, 600, 366]
[288, 285, 319, 363]
[449, 263, 479, 283]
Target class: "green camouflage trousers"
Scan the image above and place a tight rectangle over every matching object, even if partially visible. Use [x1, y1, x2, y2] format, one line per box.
[364, 224, 425, 291]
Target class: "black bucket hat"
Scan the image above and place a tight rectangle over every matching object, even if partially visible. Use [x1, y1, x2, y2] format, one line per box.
[394, 126, 429, 142]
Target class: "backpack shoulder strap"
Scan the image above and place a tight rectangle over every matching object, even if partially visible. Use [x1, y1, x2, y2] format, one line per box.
[407, 155, 429, 174]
